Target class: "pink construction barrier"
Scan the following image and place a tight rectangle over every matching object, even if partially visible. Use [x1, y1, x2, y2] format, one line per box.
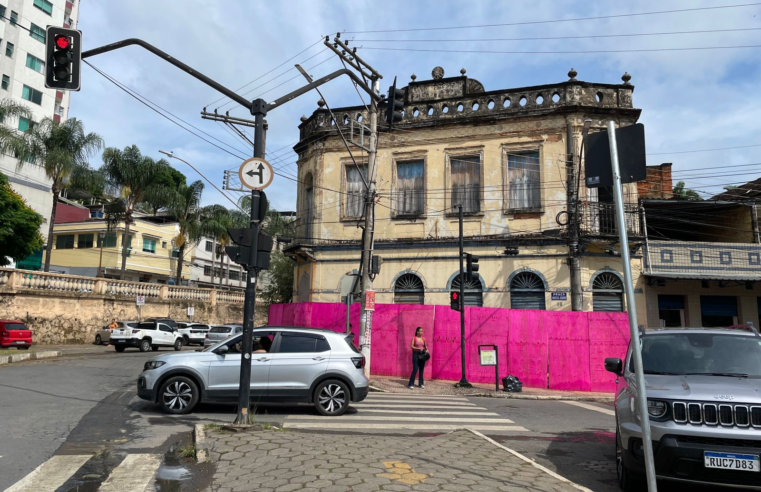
[268, 302, 630, 392]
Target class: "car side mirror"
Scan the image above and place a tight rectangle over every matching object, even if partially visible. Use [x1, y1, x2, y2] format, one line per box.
[604, 357, 624, 377]
[216, 345, 229, 355]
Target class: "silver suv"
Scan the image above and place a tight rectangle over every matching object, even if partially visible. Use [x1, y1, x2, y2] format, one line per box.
[137, 326, 369, 416]
[605, 326, 761, 490]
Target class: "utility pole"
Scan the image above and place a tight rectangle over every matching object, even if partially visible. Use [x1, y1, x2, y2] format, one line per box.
[566, 122, 582, 311]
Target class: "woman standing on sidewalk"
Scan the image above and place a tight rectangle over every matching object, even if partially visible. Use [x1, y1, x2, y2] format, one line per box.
[408, 327, 428, 389]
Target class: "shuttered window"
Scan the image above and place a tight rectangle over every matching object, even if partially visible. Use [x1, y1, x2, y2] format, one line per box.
[592, 272, 624, 312]
[451, 275, 483, 307]
[394, 273, 424, 304]
[701, 296, 738, 327]
[396, 160, 424, 216]
[510, 272, 546, 310]
[345, 164, 367, 218]
[508, 152, 540, 210]
[451, 156, 480, 214]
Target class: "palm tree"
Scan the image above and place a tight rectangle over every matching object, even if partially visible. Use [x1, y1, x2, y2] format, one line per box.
[14, 117, 103, 272]
[197, 204, 230, 286]
[168, 180, 205, 284]
[101, 145, 171, 279]
[673, 181, 702, 201]
[0, 99, 31, 152]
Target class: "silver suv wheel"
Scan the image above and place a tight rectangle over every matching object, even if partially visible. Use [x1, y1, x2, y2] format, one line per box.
[159, 376, 199, 414]
[314, 380, 349, 416]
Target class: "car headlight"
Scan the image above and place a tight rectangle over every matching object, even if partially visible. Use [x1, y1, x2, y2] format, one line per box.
[144, 360, 166, 370]
[647, 399, 668, 418]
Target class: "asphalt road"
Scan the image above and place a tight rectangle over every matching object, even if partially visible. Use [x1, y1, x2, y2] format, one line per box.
[0, 347, 748, 492]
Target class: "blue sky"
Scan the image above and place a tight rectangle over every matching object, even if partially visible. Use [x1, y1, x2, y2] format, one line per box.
[69, 1, 761, 210]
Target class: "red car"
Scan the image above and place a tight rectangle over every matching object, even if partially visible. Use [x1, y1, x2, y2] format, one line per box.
[0, 320, 32, 349]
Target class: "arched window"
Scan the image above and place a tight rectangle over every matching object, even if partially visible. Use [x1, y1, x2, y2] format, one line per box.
[451, 274, 483, 307]
[298, 272, 311, 303]
[394, 273, 424, 304]
[304, 173, 314, 240]
[510, 272, 546, 310]
[592, 271, 624, 312]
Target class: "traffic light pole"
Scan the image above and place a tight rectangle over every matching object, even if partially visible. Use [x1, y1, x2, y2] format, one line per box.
[234, 101, 266, 426]
[457, 205, 471, 387]
[358, 79, 380, 379]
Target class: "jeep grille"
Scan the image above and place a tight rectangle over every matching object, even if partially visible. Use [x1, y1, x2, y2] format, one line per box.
[673, 402, 761, 429]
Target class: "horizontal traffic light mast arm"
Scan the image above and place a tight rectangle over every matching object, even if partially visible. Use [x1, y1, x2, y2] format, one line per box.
[81, 38, 253, 111]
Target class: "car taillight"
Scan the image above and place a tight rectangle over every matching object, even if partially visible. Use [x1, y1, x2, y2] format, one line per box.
[205, 334, 209, 338]
[351, 356, 365, 369]
[0, 331, 7, 337]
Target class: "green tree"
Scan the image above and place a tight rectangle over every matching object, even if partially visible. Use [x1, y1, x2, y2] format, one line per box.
[168, 180, 205, 284]
[260, 250, 293, 305]
[0, 171, 44, 266]
[197, 204, 232, 285]
[0, 99, 31, 152]
[141, 166, 187, 215]
[673, 181, 702, 201]
[101, 145, 171, 279]
[13, 117, 103, 272]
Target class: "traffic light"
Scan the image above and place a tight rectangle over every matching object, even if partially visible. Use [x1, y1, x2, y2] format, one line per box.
[45, 26, 81, 91]
[371, 255, 383, 275]
[226, 229, 273, 270]
[384, 76, 404, 128]
[465, 253, 480, 283]
[450, 291, 461, 311]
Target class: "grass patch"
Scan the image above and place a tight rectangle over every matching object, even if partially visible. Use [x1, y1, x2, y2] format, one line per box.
[177, 443, 196, 459]
[203, 424, 221, 431]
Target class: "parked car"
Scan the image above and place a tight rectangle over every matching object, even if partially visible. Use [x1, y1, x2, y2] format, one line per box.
[137, 327, 369, 416]
[94, 320, 138, 345]
[203, 324, 243, 347]
[0, 320, 32, 349]
[144, 317, 177, 330]
[605, 326, 761, 491]
[176, 322, 211, 346]
[110, 320, 183, 353]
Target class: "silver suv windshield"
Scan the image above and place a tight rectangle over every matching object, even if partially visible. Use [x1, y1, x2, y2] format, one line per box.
[638, 333, 761, 378]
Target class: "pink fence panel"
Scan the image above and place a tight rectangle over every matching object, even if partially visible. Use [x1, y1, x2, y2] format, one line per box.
[279, 303, 296, 325]
[507, 310, 548, 388]
[588, 312, 630, 392]
[367, 304, 401, 376]
[309, 303, 345, 331]
[397, 305, 435, 381]
[292, 303, 312, 326]
[268, 304, 284, 326]
[432, 305, 469, 381]
[548, 312, 591, 391]
[467, 307, 510, 385]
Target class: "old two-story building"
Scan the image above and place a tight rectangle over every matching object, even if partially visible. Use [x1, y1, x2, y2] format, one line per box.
[286, 67, 646, 319]
[642, 177, 761, 328]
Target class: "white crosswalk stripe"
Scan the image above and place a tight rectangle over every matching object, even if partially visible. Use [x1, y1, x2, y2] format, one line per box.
[257, 393, 528, 435]
[3, 455, 91, 492]
[3, 453, 163, 492]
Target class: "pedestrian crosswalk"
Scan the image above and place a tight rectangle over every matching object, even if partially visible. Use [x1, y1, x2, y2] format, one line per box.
[264, 392, 530, 434]
[3, 453, 162, 492]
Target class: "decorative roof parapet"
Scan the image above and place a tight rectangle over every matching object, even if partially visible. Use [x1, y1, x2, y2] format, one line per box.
[297, 68, 638, 147]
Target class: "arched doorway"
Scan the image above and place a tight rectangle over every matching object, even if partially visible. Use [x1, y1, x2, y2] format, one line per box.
[297, 271, 311, 303]
[510, 271, 546, 310]
[451, 274, 483, 307]
[394, 273, 424, 304]
[592, 271, 624, 312]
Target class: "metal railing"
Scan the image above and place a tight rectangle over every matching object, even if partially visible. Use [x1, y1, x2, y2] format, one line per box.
[579, 202, 641, 237]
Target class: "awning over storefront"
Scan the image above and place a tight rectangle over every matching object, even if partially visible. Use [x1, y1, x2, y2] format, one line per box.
[643, 271, 761, 282]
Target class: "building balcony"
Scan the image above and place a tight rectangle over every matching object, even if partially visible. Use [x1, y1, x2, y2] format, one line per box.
[579, 202, 641, 238]
[644, 241, 761, 281]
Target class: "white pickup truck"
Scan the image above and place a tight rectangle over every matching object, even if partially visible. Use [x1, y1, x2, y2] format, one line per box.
[110, 320, 183, 353]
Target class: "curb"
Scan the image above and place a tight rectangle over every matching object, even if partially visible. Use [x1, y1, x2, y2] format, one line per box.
[468, 429, 594, 492]
[194, 424, 210, 463]
[0, 350, 62, 366]
[471, 392, 615, 402]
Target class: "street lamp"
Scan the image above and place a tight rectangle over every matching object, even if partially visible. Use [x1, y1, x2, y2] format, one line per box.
[97, 231, 106, 277]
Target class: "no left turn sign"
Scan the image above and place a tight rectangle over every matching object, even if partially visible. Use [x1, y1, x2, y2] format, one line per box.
[239, 157, 274, 191]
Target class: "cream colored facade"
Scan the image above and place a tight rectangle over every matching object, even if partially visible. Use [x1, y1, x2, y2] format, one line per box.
[288, 68, 646, 320]
[47, 218, 189, 283]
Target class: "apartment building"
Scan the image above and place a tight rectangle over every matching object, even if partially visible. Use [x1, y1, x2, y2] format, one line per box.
[189, 236, 247, 290]
[0, 0, 79, 240]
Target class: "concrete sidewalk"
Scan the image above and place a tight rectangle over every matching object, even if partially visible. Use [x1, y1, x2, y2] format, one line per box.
[369, 376, 614, 401]
[197, 425, 591, 492]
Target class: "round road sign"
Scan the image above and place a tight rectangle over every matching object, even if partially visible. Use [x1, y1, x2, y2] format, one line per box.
[239, 157, 274, 191]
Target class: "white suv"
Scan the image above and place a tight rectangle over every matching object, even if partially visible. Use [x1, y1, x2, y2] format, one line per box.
[176, 322, 211, 346]
[110, 320, 183, 353]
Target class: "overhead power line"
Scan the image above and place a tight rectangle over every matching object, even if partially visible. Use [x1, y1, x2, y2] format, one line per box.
[343, 3, 761, 33]
[360, 45, 761, 55]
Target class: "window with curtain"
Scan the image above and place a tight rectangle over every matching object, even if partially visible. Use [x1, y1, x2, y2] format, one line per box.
[142, 238, 157, 253]
[25, 54, 44, 73]
[33, 0, 53, 15]
[77, 234, 94, 249]
[508, 151, 541, 210]
[395, 160, 424, 216]
[450, 155, 481, 213]
[345, 164, 367, 218]
[30, 24, 45, 43]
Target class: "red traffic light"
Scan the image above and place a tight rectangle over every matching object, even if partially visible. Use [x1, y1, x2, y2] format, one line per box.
[452, 293, 458, 299]
[55, 35, 70, 50]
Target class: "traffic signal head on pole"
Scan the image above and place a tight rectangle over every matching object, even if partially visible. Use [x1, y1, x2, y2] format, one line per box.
[450, 291, 461, 311]
[45, 26, 81, 91]
[466, 253, 480, 283]
[384, 76, 404, 128]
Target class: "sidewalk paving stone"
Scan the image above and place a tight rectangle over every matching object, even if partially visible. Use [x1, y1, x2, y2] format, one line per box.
[200, 427, 587, 491]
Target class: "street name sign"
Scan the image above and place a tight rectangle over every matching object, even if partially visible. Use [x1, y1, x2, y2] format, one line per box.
[239, 157, 274, 191]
